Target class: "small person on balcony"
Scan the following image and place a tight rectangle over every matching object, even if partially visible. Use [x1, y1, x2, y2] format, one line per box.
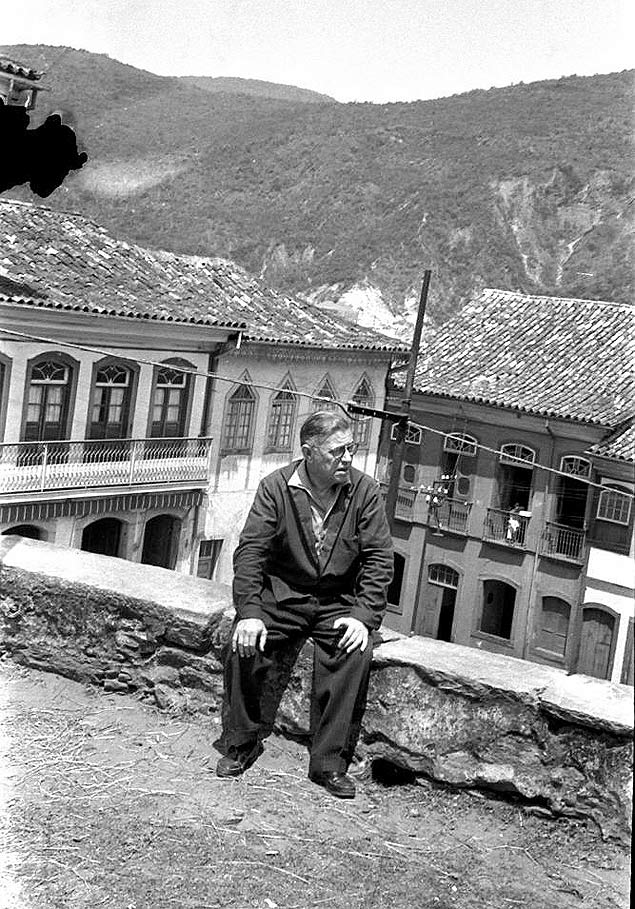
[215, 411, 394, 799]
[506, 504, 523, 543]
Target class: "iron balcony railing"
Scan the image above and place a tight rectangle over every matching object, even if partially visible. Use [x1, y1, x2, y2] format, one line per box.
[483, 507, 529, 548]
[540, 521, 586, 563]
[378, 482, 418, 520]
[0, 437, 214, 495]
[430, 497, 472, 534]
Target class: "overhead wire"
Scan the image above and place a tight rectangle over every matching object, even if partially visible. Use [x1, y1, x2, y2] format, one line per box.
[0, 324, 632, 499]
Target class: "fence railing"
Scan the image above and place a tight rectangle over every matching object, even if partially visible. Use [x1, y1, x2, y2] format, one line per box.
[0, 437, 214, 495]
[430, 497, 472, 534]
[378, 482, 418, 520]
[483, 507, 529, 548]
[540, 521, 585, 563]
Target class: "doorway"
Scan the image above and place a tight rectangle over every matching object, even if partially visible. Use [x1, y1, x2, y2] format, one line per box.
[81, 518, 123, 557]
[577, 606, 616, 680]
[141, 514, 181, 569]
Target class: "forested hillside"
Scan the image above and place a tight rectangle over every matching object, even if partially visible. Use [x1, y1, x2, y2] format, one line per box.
[2, 45, 633, 327]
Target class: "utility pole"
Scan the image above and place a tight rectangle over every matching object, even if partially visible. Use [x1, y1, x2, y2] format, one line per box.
[384, 270, 431, 532]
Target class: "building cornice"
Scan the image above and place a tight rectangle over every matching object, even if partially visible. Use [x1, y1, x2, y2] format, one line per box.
[0, 301, 239, 352]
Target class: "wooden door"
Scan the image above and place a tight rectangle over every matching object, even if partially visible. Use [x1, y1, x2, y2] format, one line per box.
[577, 608, 615, 680]
[414, 584, 444, 637]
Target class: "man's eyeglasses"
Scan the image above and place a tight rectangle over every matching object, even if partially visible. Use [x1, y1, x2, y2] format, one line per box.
[326, 441, 359, 460]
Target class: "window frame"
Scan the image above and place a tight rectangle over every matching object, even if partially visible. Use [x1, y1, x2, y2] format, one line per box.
[266, 380, 297, 452]
[221, 378, 258, 454]
[312, 375, 338, 412]
[86, 356, 139, 441]
[499, 443, 536, 468]
[146, 358, 194, 439]
[0, 352, 12, 441]
[428, 563, 460, 589]
[596, 484, 633, 526]
[390, 423, 423, 445]
[351, 376, 374, 449]
[560, 455, 592, 480]
[444, 433, 478, 457]
[20, 351, 79, 443]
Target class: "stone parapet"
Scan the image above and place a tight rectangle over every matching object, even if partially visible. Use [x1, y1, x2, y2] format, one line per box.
[1, 537, 632, 843]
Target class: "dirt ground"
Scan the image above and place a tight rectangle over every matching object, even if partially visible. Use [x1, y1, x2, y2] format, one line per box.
[0, 660, 630, 909]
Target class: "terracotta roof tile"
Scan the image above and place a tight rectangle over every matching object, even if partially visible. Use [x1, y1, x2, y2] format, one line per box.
[0, 200, 404, 353]
[588, 419, 635, 463]
[408, 288, 634, 426]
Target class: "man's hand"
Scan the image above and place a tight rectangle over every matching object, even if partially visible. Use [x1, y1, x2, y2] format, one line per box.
[333, 617, 369, 653]
[232, 618, 268, 657]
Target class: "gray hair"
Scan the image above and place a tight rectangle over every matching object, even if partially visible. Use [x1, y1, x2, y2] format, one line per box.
[300, 410, 352, 446]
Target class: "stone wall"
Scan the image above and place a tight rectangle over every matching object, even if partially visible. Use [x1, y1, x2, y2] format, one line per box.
[1, 537, 632, 844]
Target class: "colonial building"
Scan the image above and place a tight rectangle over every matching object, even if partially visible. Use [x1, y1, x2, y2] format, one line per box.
[0, 200, 403, 581]
[379, 289, 634, 684]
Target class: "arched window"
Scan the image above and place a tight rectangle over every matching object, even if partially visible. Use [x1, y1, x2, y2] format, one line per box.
[537, 596, 570, 656]
[222, 382, 256, 452]
[267, 381, 296, 451]
[444, 433, 478, 457]
[499, 443, 536, 467]
[428, 564, 459, 589]
[560, 456, 591, 479]
[150, 362, 192, 438]
[441, 433, 478, 498]
[23, 356, 75, 442]
[351, 377, 374, 448]
[496, 443, 536, 511]
[88, 361, 135, 440]
[312, 377, 337, 412]
[2, 524, 43, 540]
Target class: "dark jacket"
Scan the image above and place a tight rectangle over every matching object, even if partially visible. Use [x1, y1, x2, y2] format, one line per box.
[233, 461, 394, 630]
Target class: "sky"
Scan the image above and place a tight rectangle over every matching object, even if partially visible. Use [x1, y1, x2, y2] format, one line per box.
[2, 0, 633, 103]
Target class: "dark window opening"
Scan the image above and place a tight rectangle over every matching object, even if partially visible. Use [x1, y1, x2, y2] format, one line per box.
[81, 518, 123, 557]
[555, 475, 588, 529]
[2, 524, 42, 540]
[141, 514, 181, 570]
[480, 579, 515, 639]
[387, 552, 405, 608]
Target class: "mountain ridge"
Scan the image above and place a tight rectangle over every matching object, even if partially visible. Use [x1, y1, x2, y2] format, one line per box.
[1, 44, 633, 328]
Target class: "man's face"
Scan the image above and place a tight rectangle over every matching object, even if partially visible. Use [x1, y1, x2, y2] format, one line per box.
[303, 428, 358, 488]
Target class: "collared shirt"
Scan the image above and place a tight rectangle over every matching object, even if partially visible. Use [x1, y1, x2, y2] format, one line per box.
[287, 460, 348, 556]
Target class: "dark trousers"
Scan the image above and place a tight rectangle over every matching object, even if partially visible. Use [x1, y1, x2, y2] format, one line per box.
[221, 597, 373, 775]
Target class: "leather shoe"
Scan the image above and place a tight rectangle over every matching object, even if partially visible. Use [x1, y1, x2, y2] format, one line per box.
[216, 742, 262, 778]
[309, 770, 356, 799]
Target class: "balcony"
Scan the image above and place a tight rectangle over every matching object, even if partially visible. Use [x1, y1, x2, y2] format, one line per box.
[540, 521, 586, 564]
[379, 482, 418, 521]
[0, 437, 213, 499]
[483, 507, 529, 549]
[432, 497, 472, 534]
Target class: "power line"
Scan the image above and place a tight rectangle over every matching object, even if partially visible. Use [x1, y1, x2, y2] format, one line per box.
[0, 324, 359, 419]
[0, 324, 632, 499]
